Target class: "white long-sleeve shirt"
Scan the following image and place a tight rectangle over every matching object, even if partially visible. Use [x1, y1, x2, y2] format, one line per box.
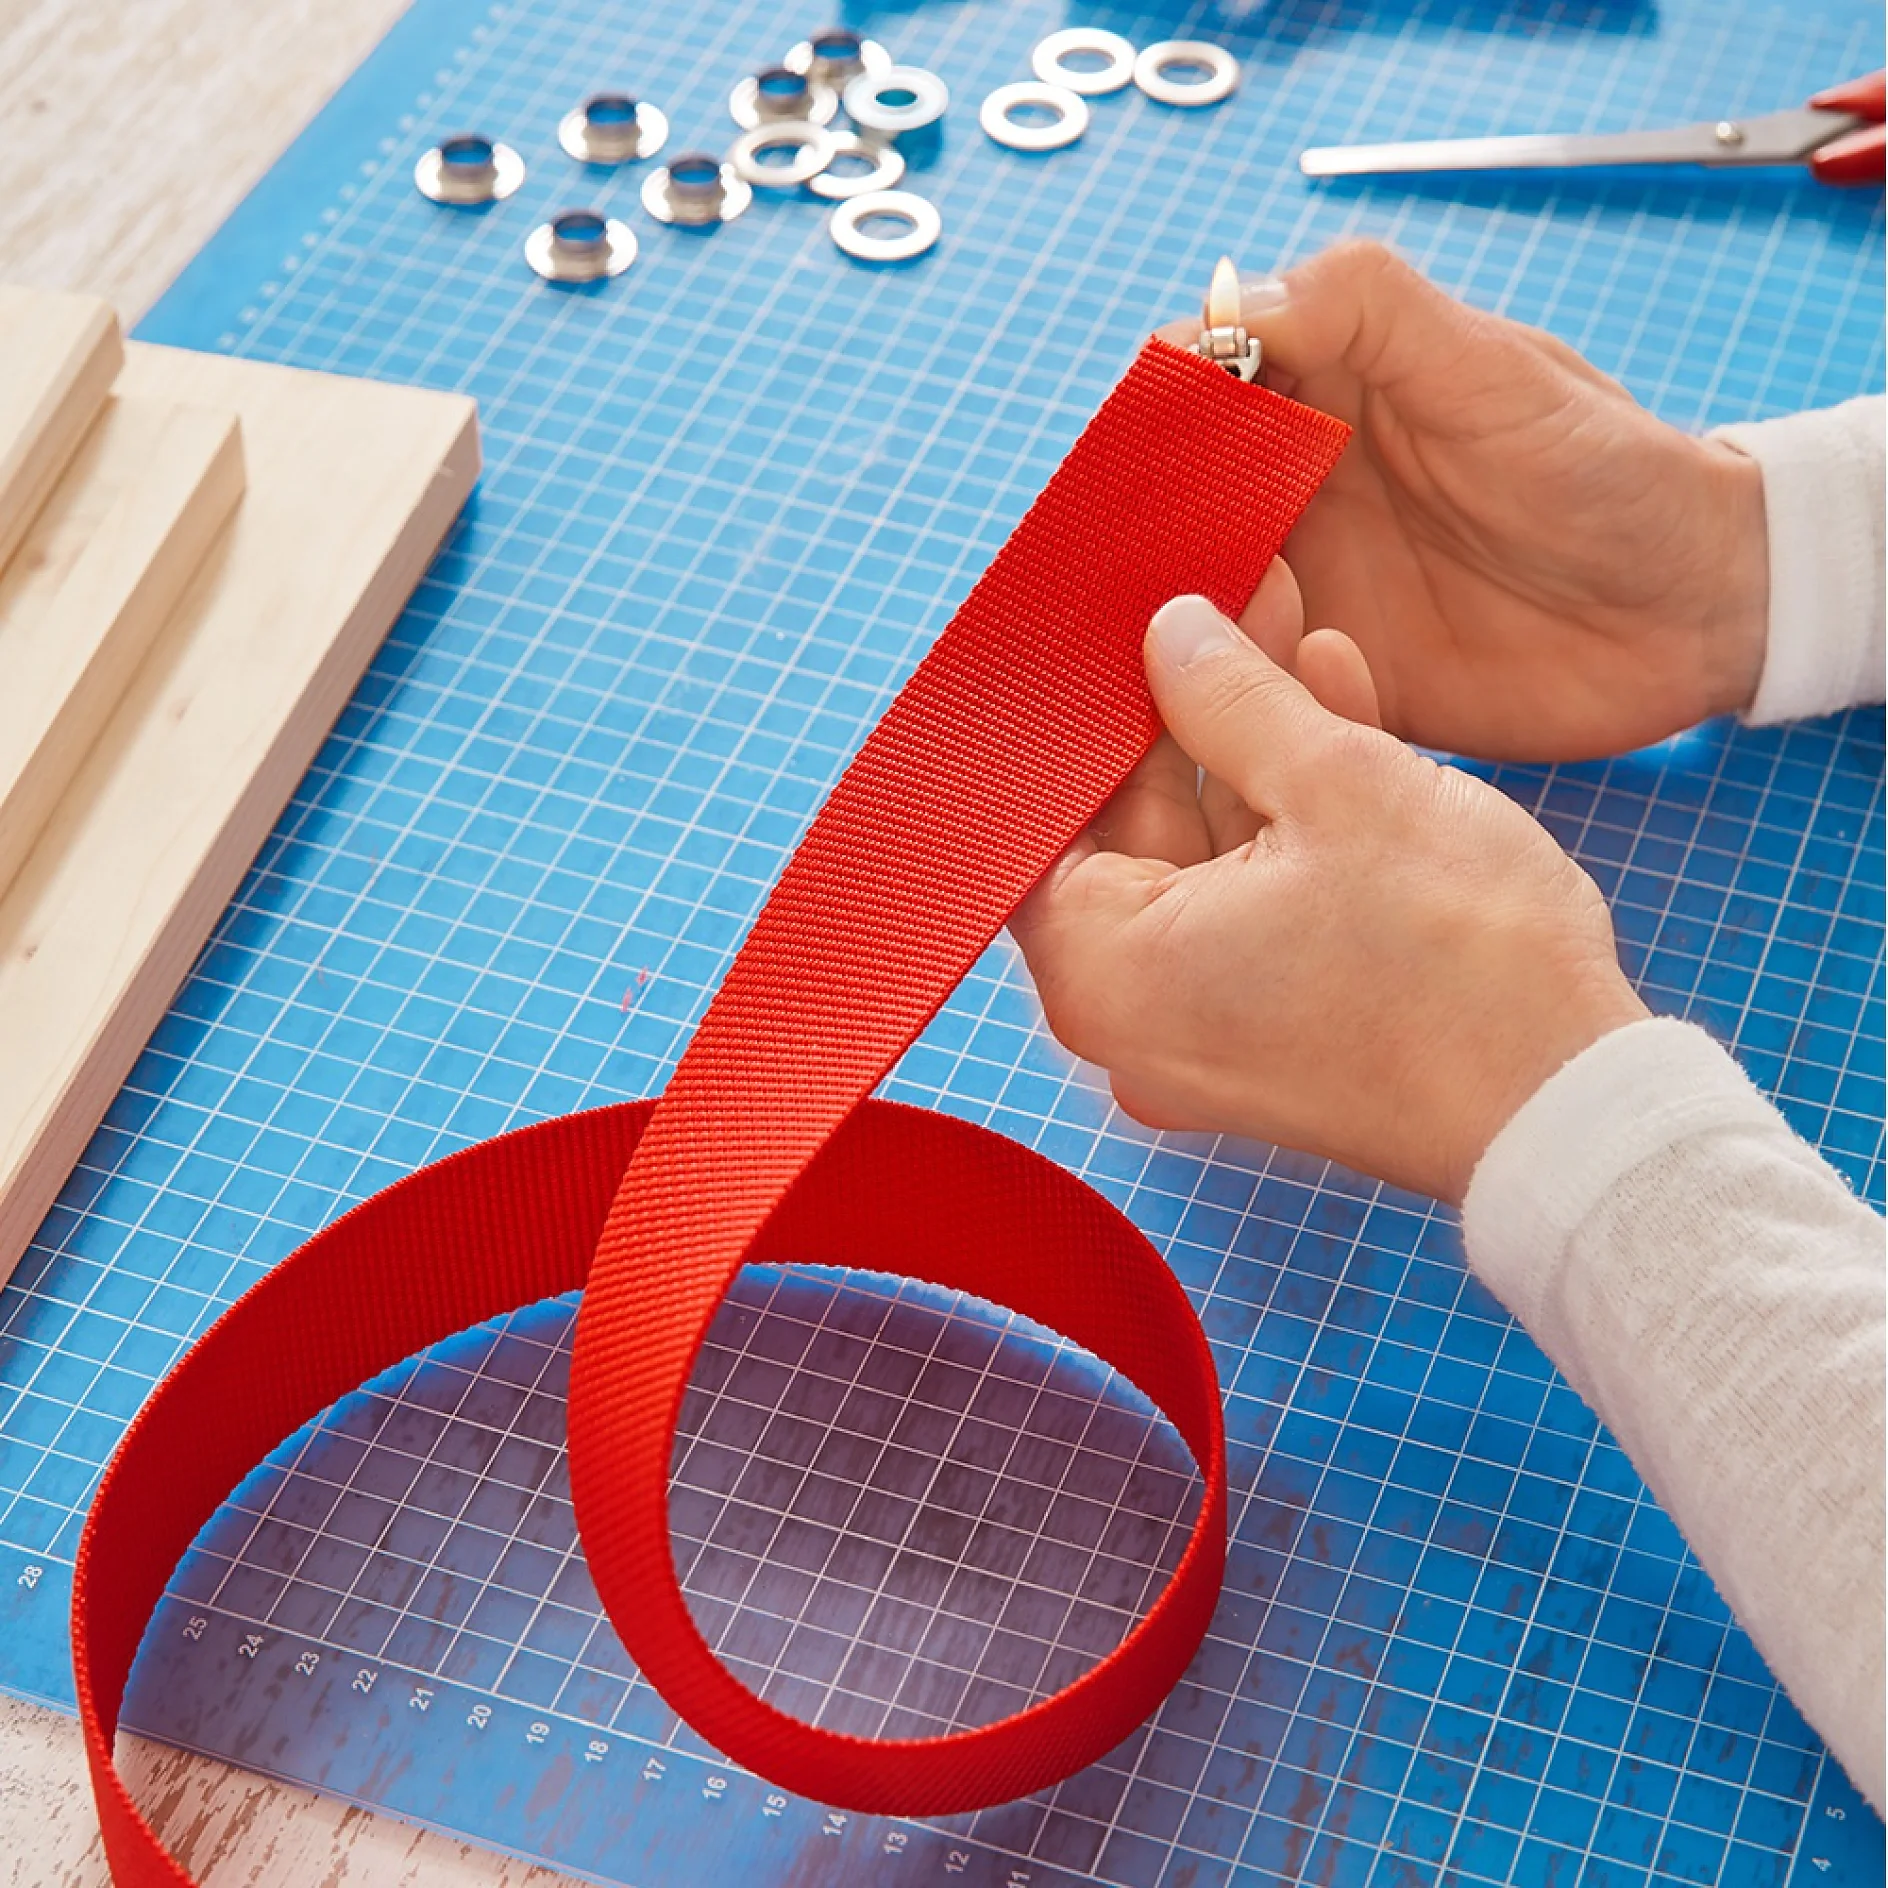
[1463, 395, 1887, 1811]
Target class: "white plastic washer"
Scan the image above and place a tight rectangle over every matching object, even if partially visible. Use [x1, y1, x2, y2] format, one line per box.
[641, 157, 754, 225]
[729, 121, 837, 189]
[557, 96, 668, 164]
[1132, 40, 1239, 107]
[1030, 27, 1137, 97]
[828, 189, 941, 263]
[784, 31, 892, 83]
[979, 80, 1089, 152]
[414, 135, 525, 204]
[841, 66, 950, 140]
[524, 210, 638, 282]
[806, 129, 906, 200]
[730, 68, 839, 129]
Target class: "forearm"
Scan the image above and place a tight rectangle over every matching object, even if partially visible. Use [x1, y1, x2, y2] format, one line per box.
[1463, 1018, 1886, 1811]
[1713, 396, 1887, 723]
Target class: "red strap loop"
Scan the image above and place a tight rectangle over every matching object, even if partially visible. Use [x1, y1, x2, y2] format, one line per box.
[74, 339, 1349, 1879]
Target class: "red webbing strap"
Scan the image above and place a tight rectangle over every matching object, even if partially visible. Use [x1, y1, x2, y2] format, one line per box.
[73, 338, 1349, 1880]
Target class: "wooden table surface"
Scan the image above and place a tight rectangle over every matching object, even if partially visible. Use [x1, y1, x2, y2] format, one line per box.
[0, 3, 576, 1880]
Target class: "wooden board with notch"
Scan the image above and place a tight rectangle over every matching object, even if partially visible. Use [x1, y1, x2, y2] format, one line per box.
[0, 286, 479, 1282]
[0, 286, 123, 570]
[0, 391, 247, 895]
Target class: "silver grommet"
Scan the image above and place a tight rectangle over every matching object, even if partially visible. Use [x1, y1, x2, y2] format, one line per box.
[841, 66, 949, 142]
[785, 28, 892, 88]
[1132, 41, 1239, 108]
[729, 121, 836, 190]
[979, 80, 1089, 152]
[526, 208, 637, 282]
[1030, 28, 1137, 97]
[558, 94, 669, 165]
[641, 151, 753, 225]
[829, 189, 940, 263]
[415, 133, 525, 204]
[731, 65, 839, 129]
[806, 128, 905, 200]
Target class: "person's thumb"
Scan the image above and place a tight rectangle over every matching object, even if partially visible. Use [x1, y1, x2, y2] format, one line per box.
[1143, 592, 1337, 818]
[1241, 239, 1491, 401]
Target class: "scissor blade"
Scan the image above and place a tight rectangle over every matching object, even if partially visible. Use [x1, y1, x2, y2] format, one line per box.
[1300, 106, 1860, 178]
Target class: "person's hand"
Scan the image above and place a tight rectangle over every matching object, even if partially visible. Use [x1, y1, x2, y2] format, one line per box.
[1008, 566, 1649, 1203]
[1160, 241, 1769, 762]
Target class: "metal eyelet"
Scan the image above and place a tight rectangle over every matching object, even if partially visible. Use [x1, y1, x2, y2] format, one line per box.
[642, 151, 754, 225]
[558, 95, 669, 165]
[525, 209, 638, 282]
[731, 65, 839, 130]
[415, 133, 525, 204]
[785, 28, 892, 88]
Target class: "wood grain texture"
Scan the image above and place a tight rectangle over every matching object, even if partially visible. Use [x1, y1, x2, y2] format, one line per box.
[0, 1696, 578, 1886]
[0, 0, 411, 318]
[0, 284, 122, 570]
[0, 337, 478, 1281]
[0, 393, 245, 897]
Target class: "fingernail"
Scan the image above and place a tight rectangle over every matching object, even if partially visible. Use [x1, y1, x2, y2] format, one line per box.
[1149, 595, 1239, 670]
[1238, 272, 1288, 324]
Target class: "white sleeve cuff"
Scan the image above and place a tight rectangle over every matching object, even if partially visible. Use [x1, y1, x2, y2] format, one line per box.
[1460, 1017, 1784, 1331]
[1711, 396, 1886, 725]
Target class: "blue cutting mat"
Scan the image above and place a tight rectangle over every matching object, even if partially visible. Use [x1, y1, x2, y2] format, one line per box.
[2, 0, 1884, 1883]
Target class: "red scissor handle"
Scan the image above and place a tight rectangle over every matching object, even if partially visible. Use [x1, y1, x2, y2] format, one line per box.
[1810, 72, 1885, 185]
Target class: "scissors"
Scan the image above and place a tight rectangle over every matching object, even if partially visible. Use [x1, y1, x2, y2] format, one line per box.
[1301, 71, 1885, 185]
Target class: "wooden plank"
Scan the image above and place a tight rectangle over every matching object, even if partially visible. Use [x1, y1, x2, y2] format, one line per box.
[0, 395, 245, 897]
[0, 337, 479, 1280]
[0, 285, 122, 570]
